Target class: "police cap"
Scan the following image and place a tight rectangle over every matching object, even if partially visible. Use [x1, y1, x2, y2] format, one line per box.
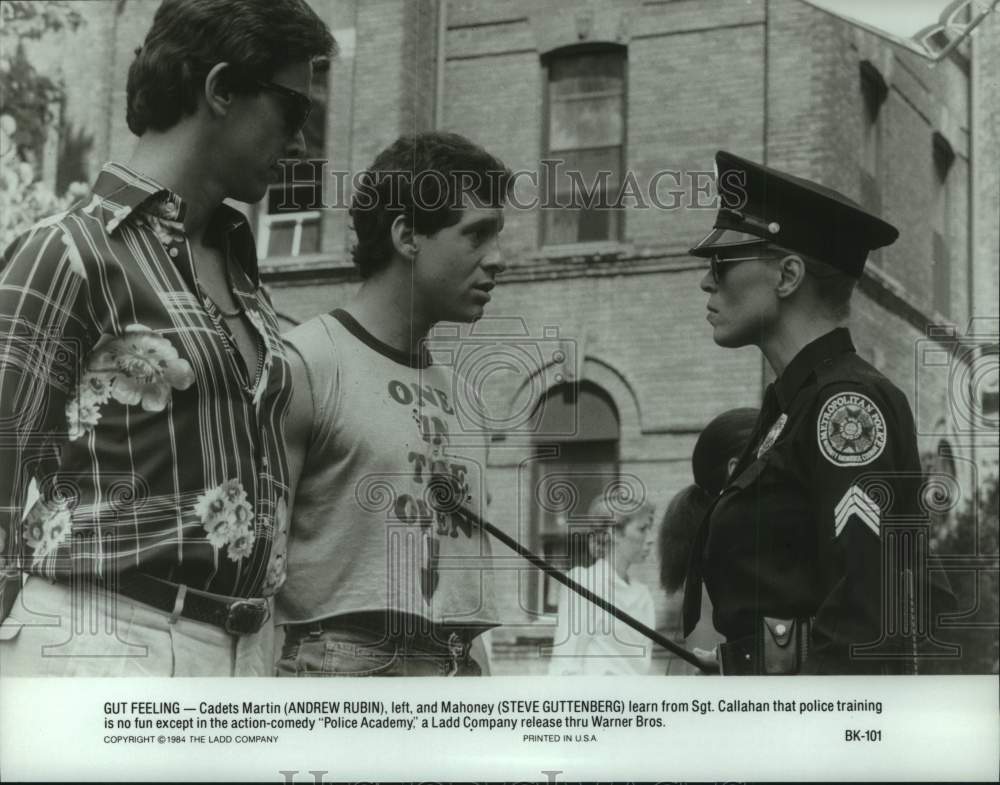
[689, 151, 899, 277]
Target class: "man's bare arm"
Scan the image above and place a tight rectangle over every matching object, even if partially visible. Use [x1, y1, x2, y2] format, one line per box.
[283, 343, 314, 517]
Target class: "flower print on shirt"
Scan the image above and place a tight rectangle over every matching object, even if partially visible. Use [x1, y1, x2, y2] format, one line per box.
[227, 525, 254, 562]
[194, 479, 256, 562]
[21, 498, 72, 568]
[65, 324, 195, 440]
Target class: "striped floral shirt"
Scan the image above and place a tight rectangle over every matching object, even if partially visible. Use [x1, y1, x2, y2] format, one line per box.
[0, 163, 292, 599]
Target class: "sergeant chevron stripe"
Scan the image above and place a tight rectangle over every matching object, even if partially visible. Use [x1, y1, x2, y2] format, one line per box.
[834, 485, 881, 538]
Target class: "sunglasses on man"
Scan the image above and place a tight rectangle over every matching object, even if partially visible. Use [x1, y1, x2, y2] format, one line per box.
[255, 80, 312, 134]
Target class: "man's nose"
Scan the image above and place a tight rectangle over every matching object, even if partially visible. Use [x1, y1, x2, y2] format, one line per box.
[286, 128, 307, 159]
[482, 237, 506, 274]
[699, 267, 716, 293]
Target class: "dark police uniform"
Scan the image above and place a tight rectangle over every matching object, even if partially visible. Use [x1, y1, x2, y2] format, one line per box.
[682, 152, 953, 675]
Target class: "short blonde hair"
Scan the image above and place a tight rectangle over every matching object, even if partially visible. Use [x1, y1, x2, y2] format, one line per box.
[585, 495, 654, 530]
[582, 495, 654, 559]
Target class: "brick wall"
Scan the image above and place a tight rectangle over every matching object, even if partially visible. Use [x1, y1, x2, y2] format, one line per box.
[627, 22, 765, 250]
[973, 10, 1000, 322]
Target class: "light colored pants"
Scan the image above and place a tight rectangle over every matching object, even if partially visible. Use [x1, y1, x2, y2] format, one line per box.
[0, 576, 274, 677]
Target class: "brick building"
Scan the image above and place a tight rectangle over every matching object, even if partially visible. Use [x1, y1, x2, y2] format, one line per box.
[17, 0, 1000, 673]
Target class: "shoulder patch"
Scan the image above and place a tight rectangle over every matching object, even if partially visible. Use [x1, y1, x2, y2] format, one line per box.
[817, 391, 887, 466]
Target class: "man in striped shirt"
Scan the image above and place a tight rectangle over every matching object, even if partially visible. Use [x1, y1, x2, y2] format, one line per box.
[0, 0, 334, 676]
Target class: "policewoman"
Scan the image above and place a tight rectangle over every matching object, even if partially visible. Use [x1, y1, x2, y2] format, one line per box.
[682, 151, 935, 675]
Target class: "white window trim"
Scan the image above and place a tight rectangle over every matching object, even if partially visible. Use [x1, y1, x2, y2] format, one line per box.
[257, 210, 322, 260]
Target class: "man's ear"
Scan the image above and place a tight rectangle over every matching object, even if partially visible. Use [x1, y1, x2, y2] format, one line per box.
[390, 214, 419, 260]
[774, 254, 807, 299]
[204, 62, 235, 120]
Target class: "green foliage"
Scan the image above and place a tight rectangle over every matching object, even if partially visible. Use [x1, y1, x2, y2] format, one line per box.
[935, 471, 1000, 674]
[0, 1, 83, 40]
[1, 42, 62, 161]
[0, 1, 88, 252]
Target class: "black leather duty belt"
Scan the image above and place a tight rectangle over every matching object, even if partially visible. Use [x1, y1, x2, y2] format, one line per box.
[718, 617, 810, 675]
[58, 572, 270, 635]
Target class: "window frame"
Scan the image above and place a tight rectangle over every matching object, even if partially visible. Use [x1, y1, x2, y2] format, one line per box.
[859, 60, 888, 219]
[526, 381, 621, 617]
[540, 43, 628, 249]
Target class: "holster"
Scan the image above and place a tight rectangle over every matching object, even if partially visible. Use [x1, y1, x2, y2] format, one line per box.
[719, 617, 810, 675]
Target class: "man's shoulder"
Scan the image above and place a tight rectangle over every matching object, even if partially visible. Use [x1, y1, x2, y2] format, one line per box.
[284, 313, 339, 356]
[814, 352, 910, 414]
[2, 205, 87, 270]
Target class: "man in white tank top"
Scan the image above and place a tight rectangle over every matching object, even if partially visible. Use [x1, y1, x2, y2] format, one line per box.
[276, 132, 511, 676]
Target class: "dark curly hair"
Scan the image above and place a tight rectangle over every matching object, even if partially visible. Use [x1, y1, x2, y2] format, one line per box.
[126, 0, 336, 136]
[349, 131, 512, 279]
[657, 484, 712, 594]
[658, 407, 759, 593]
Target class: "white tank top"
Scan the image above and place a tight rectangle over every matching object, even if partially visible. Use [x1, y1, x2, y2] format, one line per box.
[276, 310, 498, 631]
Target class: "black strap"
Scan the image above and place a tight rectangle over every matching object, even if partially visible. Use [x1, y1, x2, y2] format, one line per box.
[682, 493, 721, 636]
[450, 504, 714, 673]
[58, 572, 269, 635]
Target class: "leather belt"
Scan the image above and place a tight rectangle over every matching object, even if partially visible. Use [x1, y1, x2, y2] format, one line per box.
[286, 612, 478, 653]
[58, 572, 270, 635]
[719, 617, 810, 675]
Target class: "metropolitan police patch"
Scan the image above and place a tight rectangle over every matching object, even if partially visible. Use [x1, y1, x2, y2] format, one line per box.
[817, 392, 887, 466]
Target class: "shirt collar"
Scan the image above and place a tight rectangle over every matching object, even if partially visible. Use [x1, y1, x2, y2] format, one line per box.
[86, 162, 260, 286]
[774, 327, 856, 409]
[591, 556, 635, 589]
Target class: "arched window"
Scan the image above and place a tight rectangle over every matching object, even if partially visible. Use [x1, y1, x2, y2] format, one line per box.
[541, 45, 626, 246]
[528, 381, 620, 614]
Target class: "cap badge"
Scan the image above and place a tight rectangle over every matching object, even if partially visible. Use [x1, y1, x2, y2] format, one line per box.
[767, 221, 780, 234]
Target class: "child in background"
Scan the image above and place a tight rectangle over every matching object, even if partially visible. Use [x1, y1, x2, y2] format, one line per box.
[548, 497, 656, 676]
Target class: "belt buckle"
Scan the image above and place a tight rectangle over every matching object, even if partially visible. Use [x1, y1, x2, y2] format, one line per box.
[224, 599, 269, 635]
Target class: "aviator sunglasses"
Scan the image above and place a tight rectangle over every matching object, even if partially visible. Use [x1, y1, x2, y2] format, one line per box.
[708, 251, 785, 284]
[255, 79, 312, 134]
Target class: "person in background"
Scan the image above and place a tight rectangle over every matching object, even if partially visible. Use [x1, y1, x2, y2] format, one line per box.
[548, 497, 656, 676]
[658, 408, 758, 674]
